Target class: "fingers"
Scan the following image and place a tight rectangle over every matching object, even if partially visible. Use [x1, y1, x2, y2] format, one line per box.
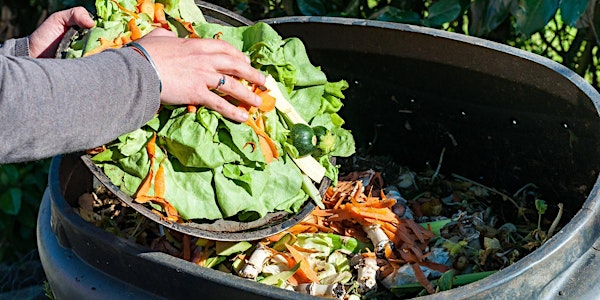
[213, 74, 262, 108]
[29, 7, 94, 58]
[57, 7, 95, 29]
[138, 36, 267, 122]
[192, 39, 250, 64]
[185, 39, 265, 85]
[220, 59, 266, 88]
[199, 90, 250, 122]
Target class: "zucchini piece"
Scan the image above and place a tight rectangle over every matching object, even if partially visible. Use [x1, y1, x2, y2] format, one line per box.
[312, 126, 328, 138]
[215, 241, 253, 256]
[290, 123, 317, 157]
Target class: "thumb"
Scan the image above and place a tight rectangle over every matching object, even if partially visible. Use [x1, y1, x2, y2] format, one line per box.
[61, 7, 95, 29]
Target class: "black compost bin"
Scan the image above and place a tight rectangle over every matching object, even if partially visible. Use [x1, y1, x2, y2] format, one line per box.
[38, 10, 600, 300]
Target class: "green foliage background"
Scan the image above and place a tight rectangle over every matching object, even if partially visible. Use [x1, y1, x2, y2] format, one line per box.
[0, 0, 596, 263]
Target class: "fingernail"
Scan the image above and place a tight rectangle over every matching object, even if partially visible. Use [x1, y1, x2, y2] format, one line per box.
[245, 56, 251, 64]
[255, 94, 262, 107]
[239, 110, 249, 121]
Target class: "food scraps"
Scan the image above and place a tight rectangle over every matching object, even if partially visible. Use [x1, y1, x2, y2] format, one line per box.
[71, 0, 356, 223]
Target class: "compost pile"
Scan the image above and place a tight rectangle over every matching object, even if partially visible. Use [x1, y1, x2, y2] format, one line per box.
[77, 151, 563, 298]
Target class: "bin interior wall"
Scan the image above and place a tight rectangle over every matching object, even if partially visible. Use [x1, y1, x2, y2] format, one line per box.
[269, 20, 600, 217]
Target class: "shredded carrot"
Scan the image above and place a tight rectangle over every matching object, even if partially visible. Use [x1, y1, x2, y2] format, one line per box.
[292, 174, 446, 294]
[297, 221, 335, 233]
[136, 0, 154, 18]
[153, 3, 170, 29]
[405, 219, 432, 243]
[187, 105, 197, 113]
[135, 133, 157, 197]
[266, 231, 287, 243]
[242, 141, 257, 152]
[285, 244, 320, 283]
[83, 37, 119, 57]
[182, 234, 191, 261]
[384, 243, 396, 259]
[128, 18, 143, 41]
[120, 35, 132, 45]
[243, 112, 279, 162]
[268, 248, 303, 285]
[154, 157, 166, 198]
[309, 209, 334, 217]
[247, 106, 258, 116]
[257, 135, 275, 163]
[136, 168, 154, 197]
[133, 133, 180, 222]
[256, 116, 266, 132]
[250, 85, 275, 112]
[136, 195, 180, 222]
[411, 263, 435, 294]
[287, 223, 320, 235]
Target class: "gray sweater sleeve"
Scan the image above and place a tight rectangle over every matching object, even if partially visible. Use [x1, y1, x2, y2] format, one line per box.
[0, 37, 161, 163]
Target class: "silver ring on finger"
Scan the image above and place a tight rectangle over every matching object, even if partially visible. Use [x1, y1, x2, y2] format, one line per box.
[216, 75, 226, 90]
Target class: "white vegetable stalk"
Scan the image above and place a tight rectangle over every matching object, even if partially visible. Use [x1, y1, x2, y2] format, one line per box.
[295, 282, 346, 299]
[351, 255, 379, 294]
[363, 224, 392, 253]
[238, 243, 272, 279]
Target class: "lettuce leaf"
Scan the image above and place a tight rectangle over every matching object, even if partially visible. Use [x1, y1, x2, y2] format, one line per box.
[86, 0, 355, 221]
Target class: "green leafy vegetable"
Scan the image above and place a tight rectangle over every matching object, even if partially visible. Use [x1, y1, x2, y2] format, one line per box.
[83, 0, 355, 221]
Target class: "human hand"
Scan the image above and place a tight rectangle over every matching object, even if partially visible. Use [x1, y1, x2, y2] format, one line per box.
[29, 7, 95, 58]
[136, 29, 266, 122]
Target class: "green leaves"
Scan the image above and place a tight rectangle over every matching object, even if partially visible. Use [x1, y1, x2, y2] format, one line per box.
[296, 0, 358, 17]
[560, 0, 589, 26]
[0, 159, 50, 263]
[535, 199, 548, 215]
[469, 0, 514, 36]
[369, 6, 422, 24]
[467, 0, 587, 37]
[0, 188, 22, 215]
[426, 0, 463, 27]
[296, 0, 327, 16]
[514, 0, 560, 37]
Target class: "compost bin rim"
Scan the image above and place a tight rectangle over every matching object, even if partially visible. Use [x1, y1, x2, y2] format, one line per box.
[262, 16, 600, 298]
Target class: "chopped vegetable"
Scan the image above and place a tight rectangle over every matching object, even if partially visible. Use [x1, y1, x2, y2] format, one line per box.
[79, 153, 564, 298]
[289, 123, 317, 157]
[239, 243, 272, 279]
[285, 244, 320, 284]
[351, 254, 379, 294]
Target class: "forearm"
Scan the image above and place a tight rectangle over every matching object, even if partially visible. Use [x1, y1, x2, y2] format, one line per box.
[0, 46, 160, 163]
